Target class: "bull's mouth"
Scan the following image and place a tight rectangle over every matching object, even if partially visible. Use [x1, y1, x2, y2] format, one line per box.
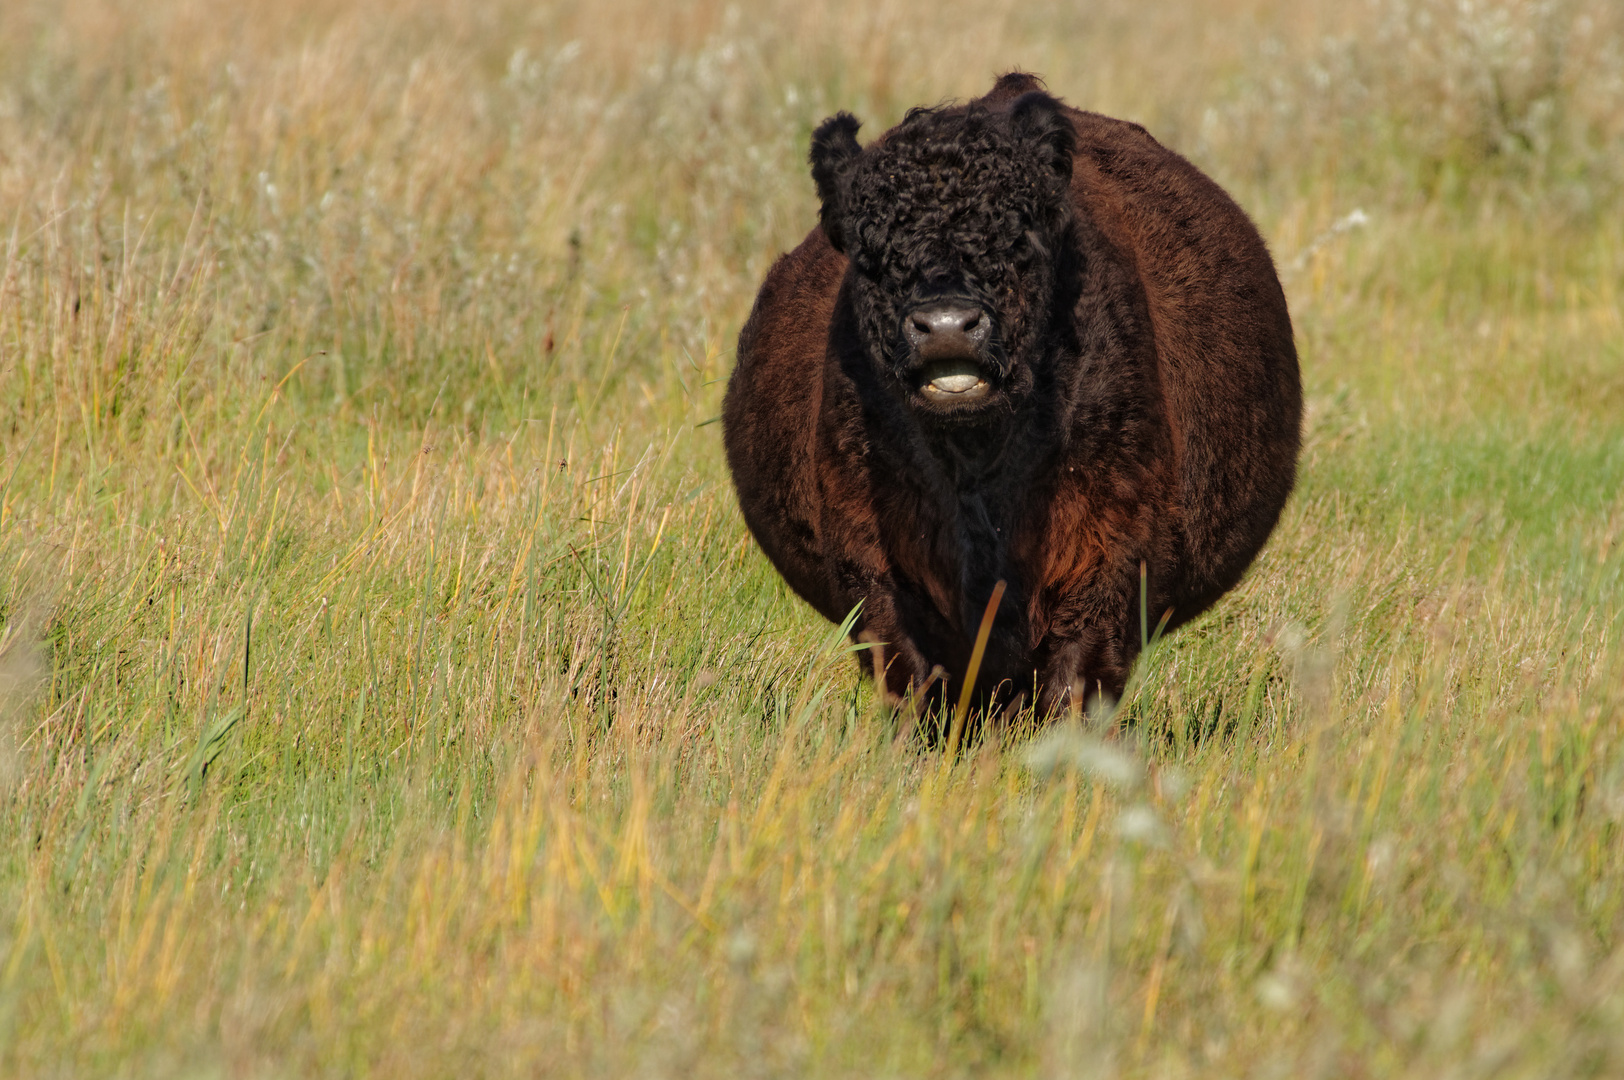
[917, 359, 992, 406]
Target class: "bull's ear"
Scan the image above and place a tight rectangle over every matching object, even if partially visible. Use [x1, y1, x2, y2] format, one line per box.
[1009, 92, 1074, 187]
[810, 112, 862, 252]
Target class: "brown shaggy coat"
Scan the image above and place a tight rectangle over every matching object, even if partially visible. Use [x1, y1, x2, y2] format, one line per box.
[723, 73, 1301, 717]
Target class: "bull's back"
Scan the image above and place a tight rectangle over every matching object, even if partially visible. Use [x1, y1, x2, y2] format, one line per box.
[1064, 110, 1301, 610]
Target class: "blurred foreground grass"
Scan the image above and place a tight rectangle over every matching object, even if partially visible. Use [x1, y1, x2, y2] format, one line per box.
[1, 0, 1622, 1075]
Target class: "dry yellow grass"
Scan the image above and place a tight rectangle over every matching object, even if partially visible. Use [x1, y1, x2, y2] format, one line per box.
[1, 0, 1622, 1075]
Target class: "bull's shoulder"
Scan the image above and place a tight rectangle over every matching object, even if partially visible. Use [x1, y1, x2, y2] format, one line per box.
[743, 229, 846, 325]
[735, 229, 846, 383]
[726, 227, 849, 465]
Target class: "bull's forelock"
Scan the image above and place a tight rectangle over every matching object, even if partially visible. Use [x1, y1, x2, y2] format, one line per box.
[840, 104, 1073, 280]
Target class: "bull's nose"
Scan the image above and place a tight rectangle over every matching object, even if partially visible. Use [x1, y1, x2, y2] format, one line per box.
[905, 304, 988, 361]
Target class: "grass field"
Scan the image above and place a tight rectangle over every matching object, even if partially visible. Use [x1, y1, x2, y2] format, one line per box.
[2, 0, 1622, 1075]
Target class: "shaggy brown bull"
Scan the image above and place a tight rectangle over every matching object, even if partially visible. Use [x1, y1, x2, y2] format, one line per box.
[722, 72, 1301, 719]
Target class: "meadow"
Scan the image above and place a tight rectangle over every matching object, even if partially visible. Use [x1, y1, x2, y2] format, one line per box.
[1, 0, 1622, 1075]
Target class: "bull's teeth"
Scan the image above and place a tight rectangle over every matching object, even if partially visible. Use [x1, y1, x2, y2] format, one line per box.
[929, 374, 984, 394]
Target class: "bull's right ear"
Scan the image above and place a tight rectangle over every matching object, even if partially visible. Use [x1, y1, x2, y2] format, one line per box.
[810, 112, 862, 253]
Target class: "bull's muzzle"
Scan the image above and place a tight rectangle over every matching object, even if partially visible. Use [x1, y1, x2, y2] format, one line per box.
[905, 303, 993, 406]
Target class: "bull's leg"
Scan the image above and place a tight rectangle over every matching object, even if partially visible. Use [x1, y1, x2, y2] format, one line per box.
[847, 591, 951, 752]
[827, 559, 930, 696]
[852, 618, 932, 702]
[1035, 633, 1132, 717]
[1034, 562, 1141, 718]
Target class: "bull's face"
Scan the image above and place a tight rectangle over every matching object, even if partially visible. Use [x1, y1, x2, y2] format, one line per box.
[810, 92, 1075, 420]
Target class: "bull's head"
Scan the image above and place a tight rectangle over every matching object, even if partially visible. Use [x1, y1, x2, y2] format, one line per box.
[810, 91, 1075, 420]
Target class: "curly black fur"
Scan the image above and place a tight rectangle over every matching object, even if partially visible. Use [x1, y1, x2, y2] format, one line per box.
[812, 94, 1076, 403]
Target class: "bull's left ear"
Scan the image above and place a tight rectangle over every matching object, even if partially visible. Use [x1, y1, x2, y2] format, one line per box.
[810, 112, 862, 252]
[1009, 92, 1074, 187]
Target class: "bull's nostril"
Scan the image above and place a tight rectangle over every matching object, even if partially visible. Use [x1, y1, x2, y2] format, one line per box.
[910, 306, 985, 337]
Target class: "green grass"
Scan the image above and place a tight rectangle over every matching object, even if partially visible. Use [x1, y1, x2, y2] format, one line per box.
[1, 0, 1623, 1075]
